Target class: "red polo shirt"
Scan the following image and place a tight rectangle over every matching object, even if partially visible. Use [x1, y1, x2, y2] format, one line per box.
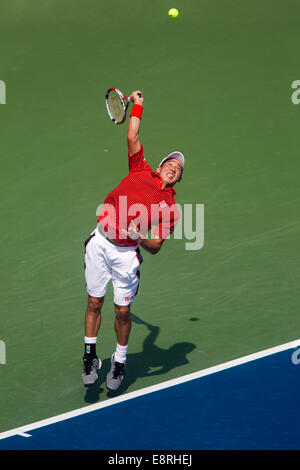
[97, 143, 180, 246]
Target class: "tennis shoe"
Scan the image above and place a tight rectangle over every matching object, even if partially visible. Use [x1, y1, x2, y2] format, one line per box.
[82, 356, 102, 387]
[106, 354, 125, 391]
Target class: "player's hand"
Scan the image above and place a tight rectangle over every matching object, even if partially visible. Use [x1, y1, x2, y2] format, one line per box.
[121, 221, 145, 243]
[129, 91, 143, 106]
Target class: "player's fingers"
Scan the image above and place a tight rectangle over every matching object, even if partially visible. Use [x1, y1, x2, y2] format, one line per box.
[129, 221, 137, 229]
[122, 228, 136, 239]
[136, 91, 143, 104]
[130, 91, 143, 104]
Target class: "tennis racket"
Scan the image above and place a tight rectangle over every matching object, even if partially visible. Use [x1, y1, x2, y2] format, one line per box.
[105, 88, 142, 125]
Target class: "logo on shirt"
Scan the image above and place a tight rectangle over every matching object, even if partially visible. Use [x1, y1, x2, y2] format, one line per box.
[159, 200, 168, 209]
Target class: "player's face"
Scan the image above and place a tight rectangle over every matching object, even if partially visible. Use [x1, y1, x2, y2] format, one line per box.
[157, 159, 182, 186]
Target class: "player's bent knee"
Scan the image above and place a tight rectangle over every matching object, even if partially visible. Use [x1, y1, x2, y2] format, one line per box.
[88, 295, 104, 313]
[114, 304, 131, 320]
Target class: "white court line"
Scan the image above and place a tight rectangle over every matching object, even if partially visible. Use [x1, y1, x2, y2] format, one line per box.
[1, 338, 299, 441]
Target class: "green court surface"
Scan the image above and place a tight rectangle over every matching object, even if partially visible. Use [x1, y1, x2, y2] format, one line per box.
[0, 0, 299, 434]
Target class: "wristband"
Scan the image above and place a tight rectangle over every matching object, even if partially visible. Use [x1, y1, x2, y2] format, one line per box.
[130, 104, 143, 120]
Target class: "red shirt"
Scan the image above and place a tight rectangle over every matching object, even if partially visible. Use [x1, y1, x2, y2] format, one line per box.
[97, 143, 180, 246]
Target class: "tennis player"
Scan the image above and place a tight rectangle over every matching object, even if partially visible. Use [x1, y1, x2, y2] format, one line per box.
[82, 90, 185, 390]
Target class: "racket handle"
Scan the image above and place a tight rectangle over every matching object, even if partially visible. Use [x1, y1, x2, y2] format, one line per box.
[127, 92, 142, 103]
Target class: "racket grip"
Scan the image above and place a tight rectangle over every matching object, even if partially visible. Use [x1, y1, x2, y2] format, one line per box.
[127, 92, 142, 103]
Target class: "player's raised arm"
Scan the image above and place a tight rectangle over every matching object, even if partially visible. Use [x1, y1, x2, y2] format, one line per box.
[127, 91, 143, 157]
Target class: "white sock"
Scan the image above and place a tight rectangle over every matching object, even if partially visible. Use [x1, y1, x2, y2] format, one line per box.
[114, 343, 128, 364]
[84, 336, 97, 344]
[84, 336, 97, 357]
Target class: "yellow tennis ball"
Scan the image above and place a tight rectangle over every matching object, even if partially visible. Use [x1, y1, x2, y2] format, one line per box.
[168, 8, 179, 18]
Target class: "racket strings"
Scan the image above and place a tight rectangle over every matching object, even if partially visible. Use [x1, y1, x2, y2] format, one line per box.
[108, 91, 124, 122]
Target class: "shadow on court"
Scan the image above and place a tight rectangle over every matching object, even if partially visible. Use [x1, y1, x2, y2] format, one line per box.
[84, 313, 196, 403]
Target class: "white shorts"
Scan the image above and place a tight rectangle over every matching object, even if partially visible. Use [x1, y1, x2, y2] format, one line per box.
[84, 227, 143, 306]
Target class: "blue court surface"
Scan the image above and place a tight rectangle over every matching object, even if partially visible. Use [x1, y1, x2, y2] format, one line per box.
[1, 341, 300, 450]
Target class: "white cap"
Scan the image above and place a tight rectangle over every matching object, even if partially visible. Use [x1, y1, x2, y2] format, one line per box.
[159, 151, 185, 175]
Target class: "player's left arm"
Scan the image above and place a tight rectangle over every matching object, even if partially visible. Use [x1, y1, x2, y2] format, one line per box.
[122, 223, 164, 255]
[139, 236, 165, 255]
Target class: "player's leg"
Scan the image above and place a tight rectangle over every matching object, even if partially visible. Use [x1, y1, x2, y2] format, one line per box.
[106, 304, 133, 392]
[85, 295, 104, 337]
[82, 230, 111, 386]
[82, 296, 104, 387]
[84, 295, 105, 356]
[106, 304, 132, 391]
[114, 303, 132, 347]
[106, 248, 141, 391]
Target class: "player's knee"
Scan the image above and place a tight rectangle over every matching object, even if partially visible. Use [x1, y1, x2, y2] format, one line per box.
[88, 296, 104, 314]
[114, 304, 131, 321]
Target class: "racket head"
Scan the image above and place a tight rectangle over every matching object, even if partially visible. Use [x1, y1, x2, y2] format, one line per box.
[105, 88, 129, 124]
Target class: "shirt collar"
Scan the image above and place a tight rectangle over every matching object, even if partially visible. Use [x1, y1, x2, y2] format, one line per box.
[152, 172, 176, 195]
